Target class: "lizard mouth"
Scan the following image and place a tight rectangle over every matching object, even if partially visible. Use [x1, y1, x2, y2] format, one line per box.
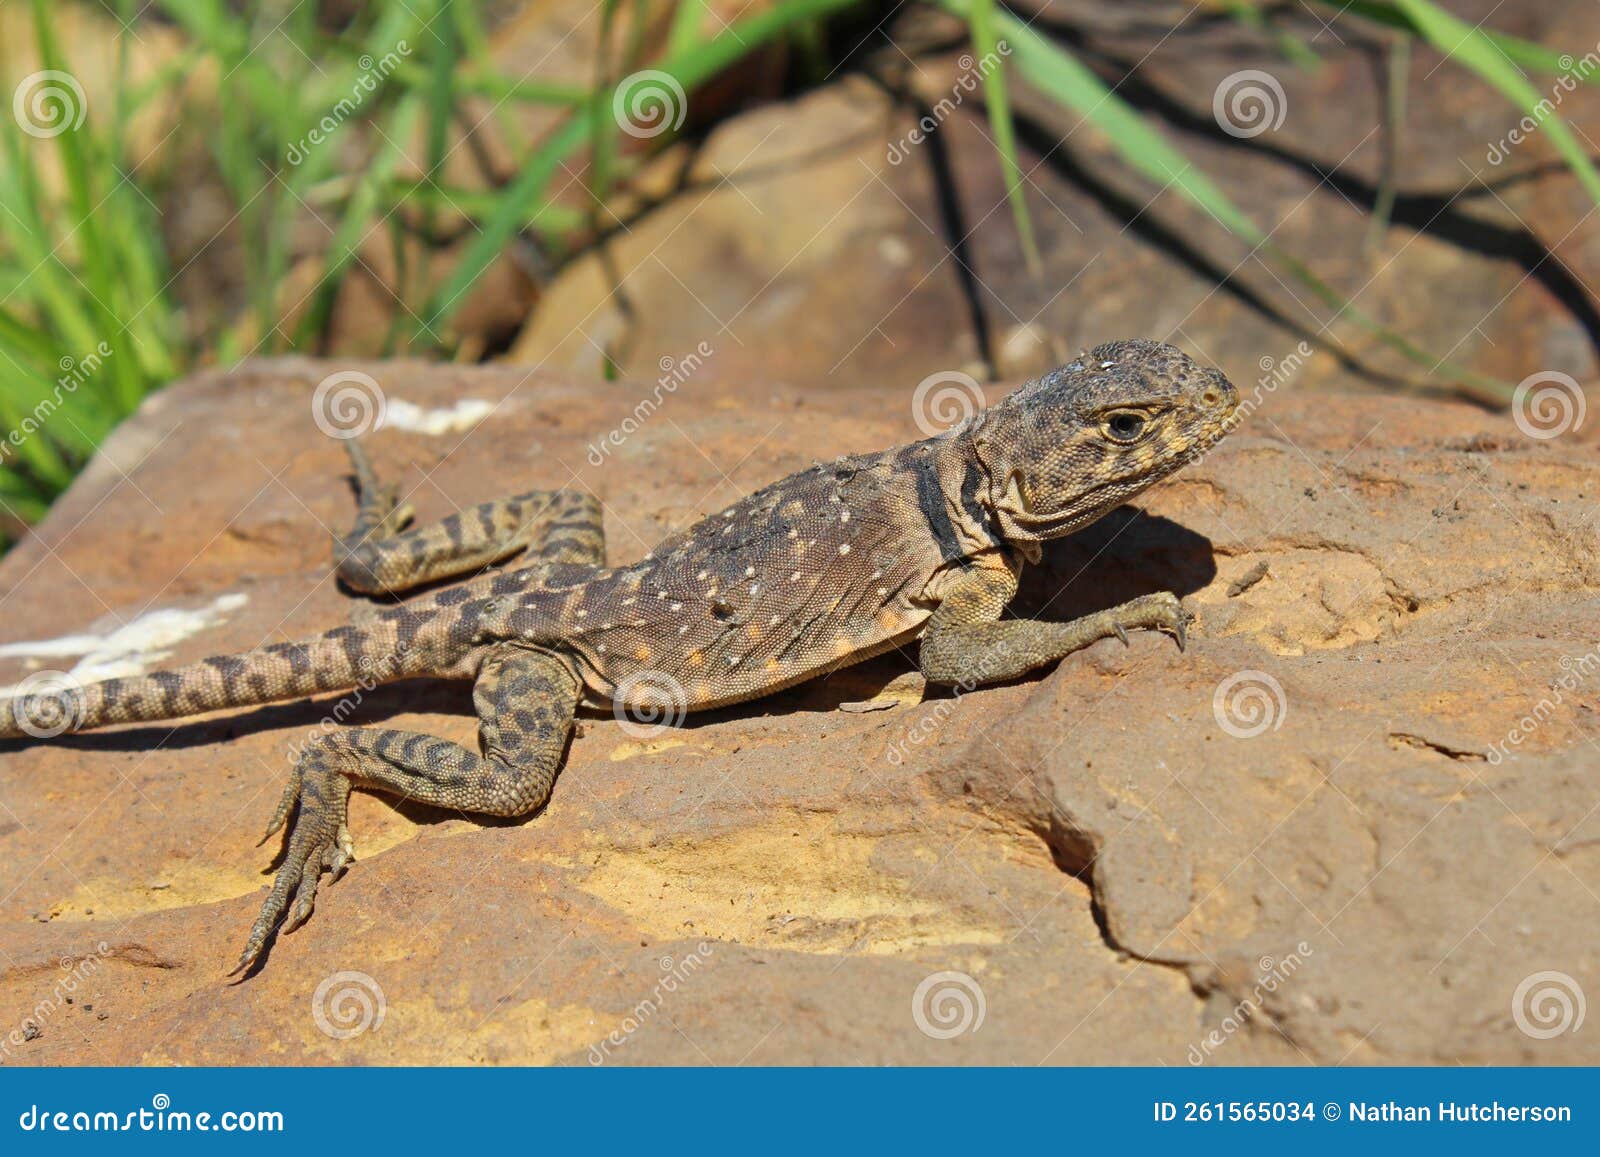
[1001, 471, 1116, 536]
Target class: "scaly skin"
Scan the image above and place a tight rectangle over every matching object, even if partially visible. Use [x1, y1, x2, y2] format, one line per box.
[0, 339, 1239, 972]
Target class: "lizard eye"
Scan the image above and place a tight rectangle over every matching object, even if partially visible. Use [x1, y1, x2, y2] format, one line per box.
[1104, 410, 1148, 443]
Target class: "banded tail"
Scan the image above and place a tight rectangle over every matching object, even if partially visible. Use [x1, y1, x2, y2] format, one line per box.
[0, 611, 478, 740]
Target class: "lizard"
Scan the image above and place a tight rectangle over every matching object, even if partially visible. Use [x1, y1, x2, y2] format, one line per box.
[0, 339, 1239, 972]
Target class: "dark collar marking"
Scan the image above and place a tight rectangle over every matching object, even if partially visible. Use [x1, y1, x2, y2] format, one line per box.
[914, 449, 971, 568]
[958, 457, 999, 547]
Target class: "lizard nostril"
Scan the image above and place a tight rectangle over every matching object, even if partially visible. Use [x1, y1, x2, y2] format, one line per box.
[1201, 388, 1221, 407]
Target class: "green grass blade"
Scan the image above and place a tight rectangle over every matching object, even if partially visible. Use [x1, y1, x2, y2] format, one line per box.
[934, 0, 1513, 403]
[293, 97, 424, 348]
[1220, 0, 1321, 69]
[1331, 1, 1591, 78]
[424, 0, 861, 332]
[669, 0, 709, 56]
[30, 0, 144, 413]
[968, 0, 1041, 277]
[1387, 0, 1600, 207]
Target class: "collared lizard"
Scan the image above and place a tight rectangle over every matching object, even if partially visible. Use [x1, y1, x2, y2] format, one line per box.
[1, 340, 1239, 971]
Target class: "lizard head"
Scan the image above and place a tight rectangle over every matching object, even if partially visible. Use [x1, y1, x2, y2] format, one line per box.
[966, 339, 1238, 549]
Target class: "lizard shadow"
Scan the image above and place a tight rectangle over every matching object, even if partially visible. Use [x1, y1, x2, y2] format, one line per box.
[1013, 506, 1218, 622]
[5, 509, 1216, 750]
[706, 507, 1219, 717]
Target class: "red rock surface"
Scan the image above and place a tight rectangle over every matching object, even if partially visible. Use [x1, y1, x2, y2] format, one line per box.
[5, 0, 1600, 1066]
[1, 356, 1596, 1065]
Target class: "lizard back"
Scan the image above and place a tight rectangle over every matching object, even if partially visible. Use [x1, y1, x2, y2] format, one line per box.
[514, 442, 971, 710]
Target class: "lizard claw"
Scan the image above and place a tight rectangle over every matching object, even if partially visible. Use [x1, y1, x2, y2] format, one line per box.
[1095, 592, 1187, 655]
[232, 756, 352, 976]
[258, 766, 302, 845]
[328, 824, 356, 880]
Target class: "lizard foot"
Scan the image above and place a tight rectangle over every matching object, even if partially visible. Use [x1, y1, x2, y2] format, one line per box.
[1097, 591, 1188, 652]
[233, 754, 353, 975]
[344, 440, 415, 538]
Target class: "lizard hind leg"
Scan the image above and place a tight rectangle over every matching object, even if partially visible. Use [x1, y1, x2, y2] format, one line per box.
[233, 644, 580, 974]
[335, 440, 606, 594]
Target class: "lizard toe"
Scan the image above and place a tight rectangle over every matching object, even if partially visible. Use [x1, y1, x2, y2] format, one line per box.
[258, 766, 304, 845]
[234, 753, 352, 972]
[328, 824, 355, 880]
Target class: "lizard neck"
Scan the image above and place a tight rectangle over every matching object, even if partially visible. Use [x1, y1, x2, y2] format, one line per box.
[923, 431, 1024, 565]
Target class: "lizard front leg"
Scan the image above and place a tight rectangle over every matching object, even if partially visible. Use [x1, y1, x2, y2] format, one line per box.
[919, 565, 1187, 687]
[336, 441, 605, 593]
[235, 644, 579, 973]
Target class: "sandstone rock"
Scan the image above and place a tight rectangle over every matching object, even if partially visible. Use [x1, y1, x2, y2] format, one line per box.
[506, 4, 1600, 402]
[6, 0, 1600, 1067]
[1, 356, 1595, 1065]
